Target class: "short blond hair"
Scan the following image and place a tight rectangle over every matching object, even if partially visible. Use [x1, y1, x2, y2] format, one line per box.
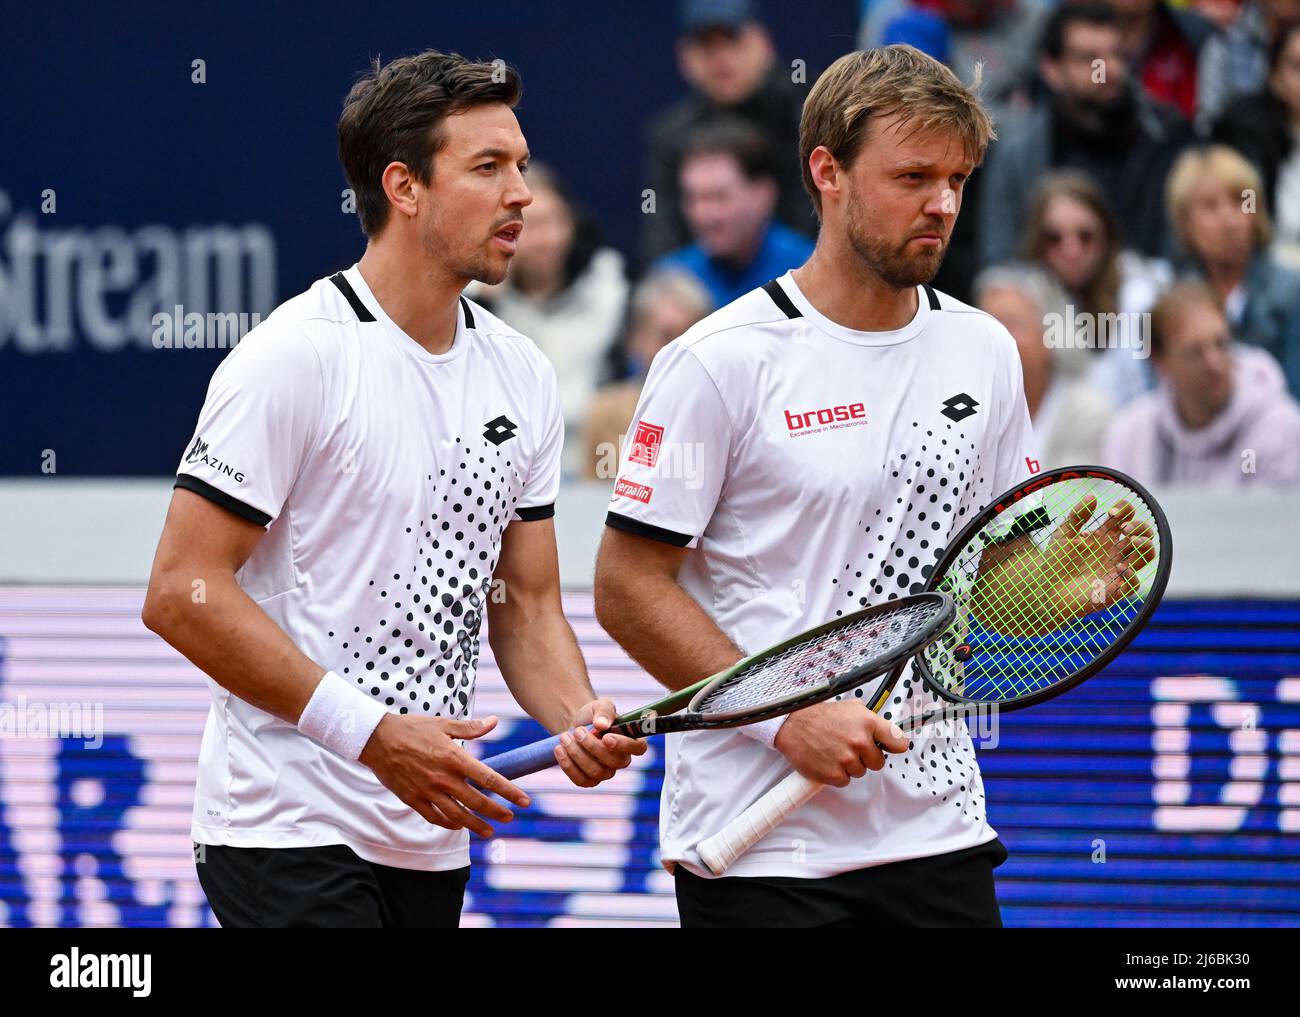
[1149, 280, 1226, 358]
[799, 45, 996, 220]
[1166, 145, 1272, 252]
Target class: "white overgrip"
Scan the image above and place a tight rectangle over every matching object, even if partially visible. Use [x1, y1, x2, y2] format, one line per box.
[696, 771, 824, 875]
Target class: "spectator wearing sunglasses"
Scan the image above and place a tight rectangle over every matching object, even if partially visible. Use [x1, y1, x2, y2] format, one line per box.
[979, 2, 1192, 268]
[1019, 171, 1173, 406]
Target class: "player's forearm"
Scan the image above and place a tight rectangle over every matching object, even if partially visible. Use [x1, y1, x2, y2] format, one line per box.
[594, 569, 743, 693]
[488, 598, 593, 732]
[142, 568, 325, 723]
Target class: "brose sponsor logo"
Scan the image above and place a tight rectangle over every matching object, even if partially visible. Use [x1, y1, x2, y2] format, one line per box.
[613, 477, 653, 504]
[783, 401, 867, 434]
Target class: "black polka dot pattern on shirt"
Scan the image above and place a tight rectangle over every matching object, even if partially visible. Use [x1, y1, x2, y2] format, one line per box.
[331, 439, 526, 720]
[826, 423, 1000, 825]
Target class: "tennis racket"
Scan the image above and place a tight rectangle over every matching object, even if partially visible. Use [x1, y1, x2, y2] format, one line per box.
[479, 591, 956, 781]
[696, 465, 1172, 875]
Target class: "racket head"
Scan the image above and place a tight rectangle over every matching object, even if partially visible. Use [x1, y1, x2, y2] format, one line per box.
[915, 465, 1171, 712]
[684, 591, 955, 728]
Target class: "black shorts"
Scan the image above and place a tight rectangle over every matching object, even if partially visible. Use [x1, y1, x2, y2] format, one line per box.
[674, 838, 1009, 928]
[195, 842, 470, 928]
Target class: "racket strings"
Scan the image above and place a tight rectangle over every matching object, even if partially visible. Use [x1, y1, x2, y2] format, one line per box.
[953, 522, 1121, 686]
[923, 477, 1162, 704]
[697, 600, 943, 717]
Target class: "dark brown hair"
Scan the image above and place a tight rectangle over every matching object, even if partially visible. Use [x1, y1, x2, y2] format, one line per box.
[338, 50, 522, 236]
[682, 117, 777, 182]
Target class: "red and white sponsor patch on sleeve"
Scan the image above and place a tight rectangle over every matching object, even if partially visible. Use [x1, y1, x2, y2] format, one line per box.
[614, 477, 654, 504]
[629, 420, 664, 467]
[1025, 456, 1041, 474]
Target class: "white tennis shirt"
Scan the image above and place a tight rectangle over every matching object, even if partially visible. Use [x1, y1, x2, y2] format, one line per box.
[607, 271, 1039, 879]
[177, 264, 562, 871]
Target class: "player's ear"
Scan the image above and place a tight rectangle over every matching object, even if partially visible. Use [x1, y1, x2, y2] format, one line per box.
[807, 146, 840, 209]
[379, 161, 420, 223]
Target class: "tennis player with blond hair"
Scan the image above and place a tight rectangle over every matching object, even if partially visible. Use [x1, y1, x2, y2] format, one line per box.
[596, 46, 1036, 927]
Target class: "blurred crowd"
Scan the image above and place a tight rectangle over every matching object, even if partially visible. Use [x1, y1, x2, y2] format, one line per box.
[470, 0, 1300, 489]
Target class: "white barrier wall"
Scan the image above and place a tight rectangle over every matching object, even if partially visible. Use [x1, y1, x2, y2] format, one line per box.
[1, 479, 1298, 595]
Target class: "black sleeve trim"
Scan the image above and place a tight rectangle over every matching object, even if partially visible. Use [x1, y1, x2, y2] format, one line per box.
[329, 272, 376, 322]
[515, 503, 555, 521]
[923, 283, 941, 310]
[762, 279, 802, 319]
[459, 296, 476, 330]
[174, 474, 272, 527]
[605, 511, 693, 547]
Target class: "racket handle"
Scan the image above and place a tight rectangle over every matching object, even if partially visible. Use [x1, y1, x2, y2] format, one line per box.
[479, 734, 566, 780]
[696, 771, 824, 876]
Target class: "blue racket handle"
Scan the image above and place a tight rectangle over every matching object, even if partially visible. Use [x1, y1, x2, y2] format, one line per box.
[480, 733, 567, 780]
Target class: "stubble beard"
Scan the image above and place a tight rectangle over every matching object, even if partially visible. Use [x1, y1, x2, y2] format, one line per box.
[422, 216, 510, 287]
[844, 188, 948, 290]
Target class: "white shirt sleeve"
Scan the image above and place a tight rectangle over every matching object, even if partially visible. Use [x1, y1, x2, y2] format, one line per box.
[605, 341, 732, 546]
[174, 327, 324, 527]
[514, 358, 564, 521]
[988, 322, 1042, 493]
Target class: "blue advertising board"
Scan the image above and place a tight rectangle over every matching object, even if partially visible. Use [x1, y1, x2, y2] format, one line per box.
[0, 589, 1296, 927]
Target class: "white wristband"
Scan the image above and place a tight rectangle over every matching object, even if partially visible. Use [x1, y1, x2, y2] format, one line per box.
[297, 670, 389, 761]
[739, 714, 789, 750]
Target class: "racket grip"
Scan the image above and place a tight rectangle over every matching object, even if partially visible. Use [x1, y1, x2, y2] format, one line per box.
[696, 772, 825, 876]
[479, 734, 566, 780]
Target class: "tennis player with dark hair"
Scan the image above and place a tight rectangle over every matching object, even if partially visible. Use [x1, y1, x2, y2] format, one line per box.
[143, 50, 643, 928]
[595, 45, 1033, 927]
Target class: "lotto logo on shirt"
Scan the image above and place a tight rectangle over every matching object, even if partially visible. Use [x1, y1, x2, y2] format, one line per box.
[613, 477, 654, 503]
[783, 401, 868, 436]
[629, 420, 665, 466]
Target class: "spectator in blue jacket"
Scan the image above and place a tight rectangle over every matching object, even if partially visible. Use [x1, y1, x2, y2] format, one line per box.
[653, 118, 815, 308]
[640, 0, 814, 264]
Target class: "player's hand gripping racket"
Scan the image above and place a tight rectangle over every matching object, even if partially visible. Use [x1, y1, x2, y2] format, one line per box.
[696, 465, 1172, 875]
[479, 592, 955, 780]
